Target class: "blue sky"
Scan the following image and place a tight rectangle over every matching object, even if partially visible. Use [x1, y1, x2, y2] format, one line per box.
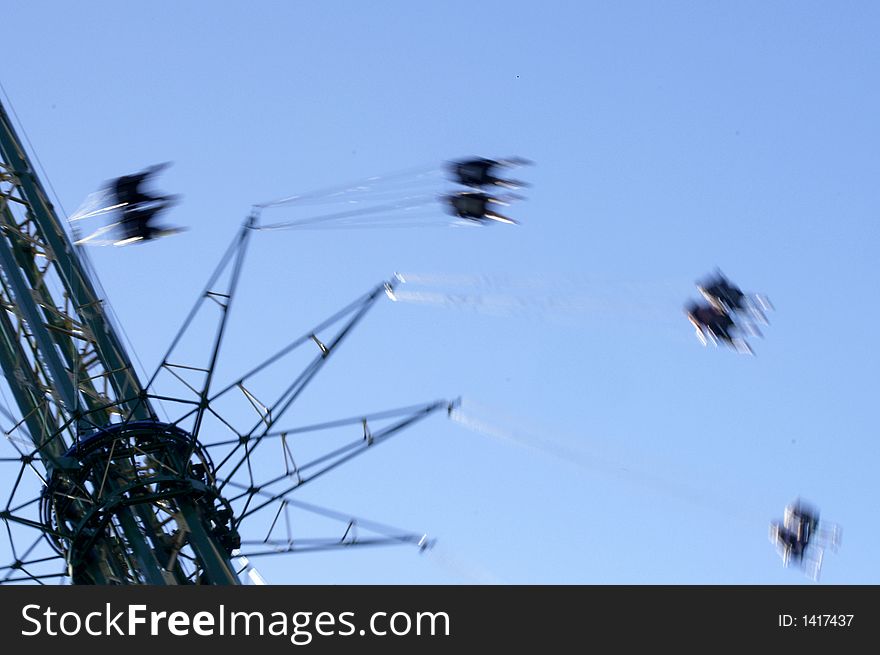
[1, 1, 878, 583]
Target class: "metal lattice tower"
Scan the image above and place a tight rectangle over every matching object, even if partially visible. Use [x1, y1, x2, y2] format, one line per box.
[0, 97, 447, 585]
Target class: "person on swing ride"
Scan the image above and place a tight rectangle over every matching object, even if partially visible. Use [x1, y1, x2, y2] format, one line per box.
[448, 156, 529, 189]
[111, 162, 182, 245]
[444, 190, 518, 225]
[684, 300, 752, 353]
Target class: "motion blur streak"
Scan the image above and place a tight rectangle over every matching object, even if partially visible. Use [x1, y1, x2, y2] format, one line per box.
[424, 545, 505, 585]
[451, 402, 752, 522]
[392, 272, 681, 323]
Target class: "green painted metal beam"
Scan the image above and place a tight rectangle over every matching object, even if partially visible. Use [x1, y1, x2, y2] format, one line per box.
[0, 99, 153, 423]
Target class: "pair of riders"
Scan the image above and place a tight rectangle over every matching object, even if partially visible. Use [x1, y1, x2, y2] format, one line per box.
[445, 157, 529, 225]
[112, 162, 179, 243]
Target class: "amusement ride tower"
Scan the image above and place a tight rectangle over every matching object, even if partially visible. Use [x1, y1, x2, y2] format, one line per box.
[0, 97, 448, 585]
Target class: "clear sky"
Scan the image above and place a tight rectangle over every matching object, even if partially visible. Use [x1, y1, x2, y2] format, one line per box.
[1, 1, 878, 584]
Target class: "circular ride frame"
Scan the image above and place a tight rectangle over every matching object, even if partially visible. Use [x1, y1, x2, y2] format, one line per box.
[0, 98, 448, 585]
